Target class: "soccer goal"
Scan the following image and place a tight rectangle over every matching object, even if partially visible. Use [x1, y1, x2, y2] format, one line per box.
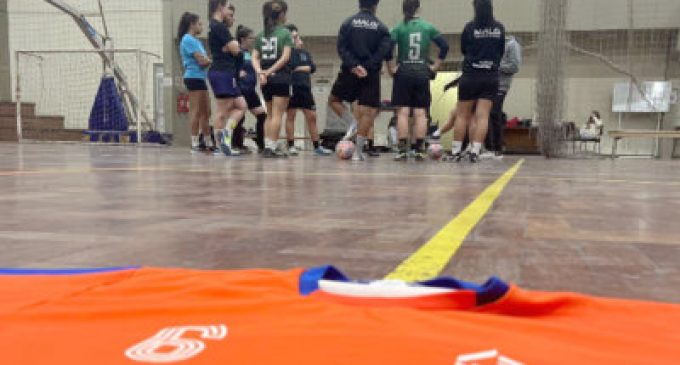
[15, 48, 160, 144]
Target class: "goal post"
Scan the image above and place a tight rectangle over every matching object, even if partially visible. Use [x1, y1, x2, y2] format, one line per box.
[15, 48, 160, 144]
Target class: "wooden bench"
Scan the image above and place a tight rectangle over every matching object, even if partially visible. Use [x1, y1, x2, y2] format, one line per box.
[609, 130, 680, 158]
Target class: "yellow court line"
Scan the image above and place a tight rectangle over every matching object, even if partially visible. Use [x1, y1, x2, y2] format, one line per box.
[385, 160, 525, 282]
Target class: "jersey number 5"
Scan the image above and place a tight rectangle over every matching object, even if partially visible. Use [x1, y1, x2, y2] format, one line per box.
[125, 325, 228, 363]
[262, 37, 279, 61]
[408, 33, 422, 61]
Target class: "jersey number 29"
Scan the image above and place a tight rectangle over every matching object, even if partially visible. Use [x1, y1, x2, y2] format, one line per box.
[262, 37, 279, 61]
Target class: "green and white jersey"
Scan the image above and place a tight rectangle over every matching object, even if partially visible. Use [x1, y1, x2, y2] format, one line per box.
[391, 18, 441, 66]
[255, 25, 295, 69]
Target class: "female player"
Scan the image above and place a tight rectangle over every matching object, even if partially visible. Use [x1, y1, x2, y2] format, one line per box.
[178, 12, 213, 153]
[252, 0, 294, 158]
[388, 0, 449, 161]
[451, 0, 505, 163]
[235, 25, 268, 153]
[208, 0, 247, 156]
[284, 24, 332, 156]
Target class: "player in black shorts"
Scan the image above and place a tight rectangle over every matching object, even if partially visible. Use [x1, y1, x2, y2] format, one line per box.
[208, 1, 247, 156]
[451, 0, 505, 163]
[328, 0, 393, 161]
[236, 25, 268, 153]
[388, 0, 449, 161]
[283, 24, 332, 157]
[252, 1, 294, 158]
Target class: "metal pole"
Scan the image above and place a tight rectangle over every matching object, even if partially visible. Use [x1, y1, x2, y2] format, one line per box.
[655, 113, 661, 157]
[15, 52, 22, 142]
[136, 49, 143, 145]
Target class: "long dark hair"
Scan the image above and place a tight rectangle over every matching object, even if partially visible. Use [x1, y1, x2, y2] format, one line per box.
[403, 0, 419, 23]
[236, 25, 253, 44]
[209, 0, 227, 19]
[263, 0, 288, 35]
[177, 12, 199, 45]
[473, 0, 495, 26]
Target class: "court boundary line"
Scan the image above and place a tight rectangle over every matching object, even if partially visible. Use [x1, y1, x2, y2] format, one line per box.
[384, 160, 525, 282]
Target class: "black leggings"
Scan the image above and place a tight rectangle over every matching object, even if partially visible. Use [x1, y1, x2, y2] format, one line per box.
[485, 90, 507, 152]
[232, 113, 267, 150]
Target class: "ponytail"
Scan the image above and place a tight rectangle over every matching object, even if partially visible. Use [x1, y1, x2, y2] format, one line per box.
[177, 12, 199, 46]
[402, 0, 419, 23]
[208, 0, 227, 19]
[237, 24, 253, 44]
[263, 0, 288, 35]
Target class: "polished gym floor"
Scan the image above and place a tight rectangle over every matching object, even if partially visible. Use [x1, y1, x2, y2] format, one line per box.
[0, 143, 678, 302]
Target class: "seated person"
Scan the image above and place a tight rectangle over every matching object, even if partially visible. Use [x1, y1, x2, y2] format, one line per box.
[580, 111, 603, 140]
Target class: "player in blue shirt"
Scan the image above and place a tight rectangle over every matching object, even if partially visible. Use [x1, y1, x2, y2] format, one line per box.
[178, 12, 213, 153]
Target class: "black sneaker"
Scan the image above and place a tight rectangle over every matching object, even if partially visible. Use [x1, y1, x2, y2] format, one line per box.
[443, 151, 466, 163]
[263, 148, 276, 158]
[264, 148, 288, 159]
[191, 145, 207, 154]
[469, 152, 480, 163]
[236, 146, 253, 155]
[367, 149, 380, 158]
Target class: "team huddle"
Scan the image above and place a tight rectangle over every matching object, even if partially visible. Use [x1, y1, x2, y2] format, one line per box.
[178, 0, 510, 163]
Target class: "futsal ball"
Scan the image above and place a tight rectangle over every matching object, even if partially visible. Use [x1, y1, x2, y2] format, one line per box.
[428, 143, 443, 160]
[335, 141, 355, 160]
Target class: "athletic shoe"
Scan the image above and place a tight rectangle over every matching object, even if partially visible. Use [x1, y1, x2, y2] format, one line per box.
[352, 152, 365, 161]
[288, 146, 300, 156]
[191, 145, 206, 154]
[414, 151, 426, 161]
[494, 151, 504, 160]
[366, 149, 380, 158]
[217, 131, 233, 156]
[469, 152, 480, 163]
[443, 151, 466, 163]
[394, 151, 409, 161]
[236, 146, 253, 155]
[263, 148, 276, 158]
[480, 151, 495, 160]
[274, 146, 289, 158]
[314, 146, 332, 156]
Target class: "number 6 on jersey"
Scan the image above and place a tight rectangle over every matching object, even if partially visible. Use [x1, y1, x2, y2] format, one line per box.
[125, 325, 228, 363]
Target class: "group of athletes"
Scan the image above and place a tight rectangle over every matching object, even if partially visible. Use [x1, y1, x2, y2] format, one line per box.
[178, 0, 511, 163]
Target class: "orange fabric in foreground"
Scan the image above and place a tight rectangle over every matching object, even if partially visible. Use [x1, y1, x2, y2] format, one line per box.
[1, 267, 679, 364]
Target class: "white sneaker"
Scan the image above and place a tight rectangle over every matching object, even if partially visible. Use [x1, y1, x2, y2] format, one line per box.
[288, 146, 300, 156]
[352, 152, 365, 161]
[480, 151, 495, 160]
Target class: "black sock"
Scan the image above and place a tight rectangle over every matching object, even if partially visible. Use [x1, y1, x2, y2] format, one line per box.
[255, 113, 266, 150]
[411, 143, 417, 151]
[313, 140, 320, 149]
[415, 139, 424, 152]
[398, 139, 409, 153]
[368, 139, 374, 151]
[288, 140, 295, 148]
[232, 117, 246, 148]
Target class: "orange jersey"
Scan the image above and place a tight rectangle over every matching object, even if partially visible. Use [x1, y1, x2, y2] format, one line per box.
[1, 266, 679, 365]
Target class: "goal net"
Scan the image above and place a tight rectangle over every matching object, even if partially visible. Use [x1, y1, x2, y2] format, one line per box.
[15, 49, 158, 143]
[532, 0, 680, 157]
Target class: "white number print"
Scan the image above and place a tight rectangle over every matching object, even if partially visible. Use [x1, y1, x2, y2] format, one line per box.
[408, 33, 422, 61]
[125, 325, 228, 363]
[262, 37, 279, 61]
[455, 349, 524, 365]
